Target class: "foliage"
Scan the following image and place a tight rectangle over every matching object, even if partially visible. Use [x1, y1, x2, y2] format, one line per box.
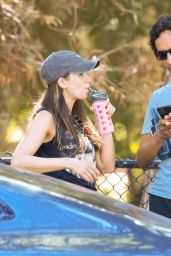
[0, 0, 171, 157]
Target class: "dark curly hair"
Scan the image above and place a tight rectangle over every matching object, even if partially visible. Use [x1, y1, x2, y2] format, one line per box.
[149, 16, 171, 57]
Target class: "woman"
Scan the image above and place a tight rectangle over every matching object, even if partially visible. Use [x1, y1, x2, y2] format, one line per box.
[11, 50, 115, 191]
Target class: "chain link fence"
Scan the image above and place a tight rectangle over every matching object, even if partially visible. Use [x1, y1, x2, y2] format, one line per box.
[0, 155, 160, 209]
[97, 159, 160, 209]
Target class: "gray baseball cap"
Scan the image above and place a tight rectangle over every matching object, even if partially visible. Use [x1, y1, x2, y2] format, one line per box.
[40, 50, 100, 84]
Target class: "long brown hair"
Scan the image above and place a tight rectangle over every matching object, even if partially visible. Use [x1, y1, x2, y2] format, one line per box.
[31, 80, 102, 154]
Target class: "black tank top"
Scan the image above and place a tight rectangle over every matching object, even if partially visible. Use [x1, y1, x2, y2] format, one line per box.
[34, 125, 97, 191]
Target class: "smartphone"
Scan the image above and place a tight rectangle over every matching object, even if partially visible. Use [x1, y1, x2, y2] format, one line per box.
[157, 105, 171, 118]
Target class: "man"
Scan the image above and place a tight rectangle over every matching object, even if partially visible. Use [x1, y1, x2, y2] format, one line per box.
[136, 16, 171, 218]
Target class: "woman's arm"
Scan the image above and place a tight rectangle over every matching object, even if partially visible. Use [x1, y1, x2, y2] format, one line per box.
[95, 101, 115, 173]
[11, 110, 68, 172]
[11, 110, 100, 183]
[96, 133, 115, 173]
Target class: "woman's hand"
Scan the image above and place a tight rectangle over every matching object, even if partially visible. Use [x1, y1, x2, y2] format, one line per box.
[69, 159, 101, 183]
[105, 100, 116, 117]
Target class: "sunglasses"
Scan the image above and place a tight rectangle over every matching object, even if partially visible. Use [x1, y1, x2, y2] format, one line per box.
[156, 48, 171, 61]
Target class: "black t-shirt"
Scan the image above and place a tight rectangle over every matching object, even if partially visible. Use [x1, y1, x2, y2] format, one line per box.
[34, 127, 97, 191]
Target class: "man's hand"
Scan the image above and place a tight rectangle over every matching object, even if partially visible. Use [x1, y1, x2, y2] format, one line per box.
[158, 113, 171, 139]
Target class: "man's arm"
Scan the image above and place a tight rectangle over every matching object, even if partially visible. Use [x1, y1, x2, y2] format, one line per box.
[136, 115, 171, 167]
[136, 133, 165, 168]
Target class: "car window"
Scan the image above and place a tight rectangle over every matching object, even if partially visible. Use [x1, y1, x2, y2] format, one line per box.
[0, 199, 15, 220]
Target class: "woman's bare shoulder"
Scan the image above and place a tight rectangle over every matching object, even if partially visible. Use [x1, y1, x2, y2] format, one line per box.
[34, 110, 54, 122]
[29, 110, 56, 132]
[27, 110, 56, 142]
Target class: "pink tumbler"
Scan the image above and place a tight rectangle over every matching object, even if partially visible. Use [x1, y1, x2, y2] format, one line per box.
[89, 88, 114, 135]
